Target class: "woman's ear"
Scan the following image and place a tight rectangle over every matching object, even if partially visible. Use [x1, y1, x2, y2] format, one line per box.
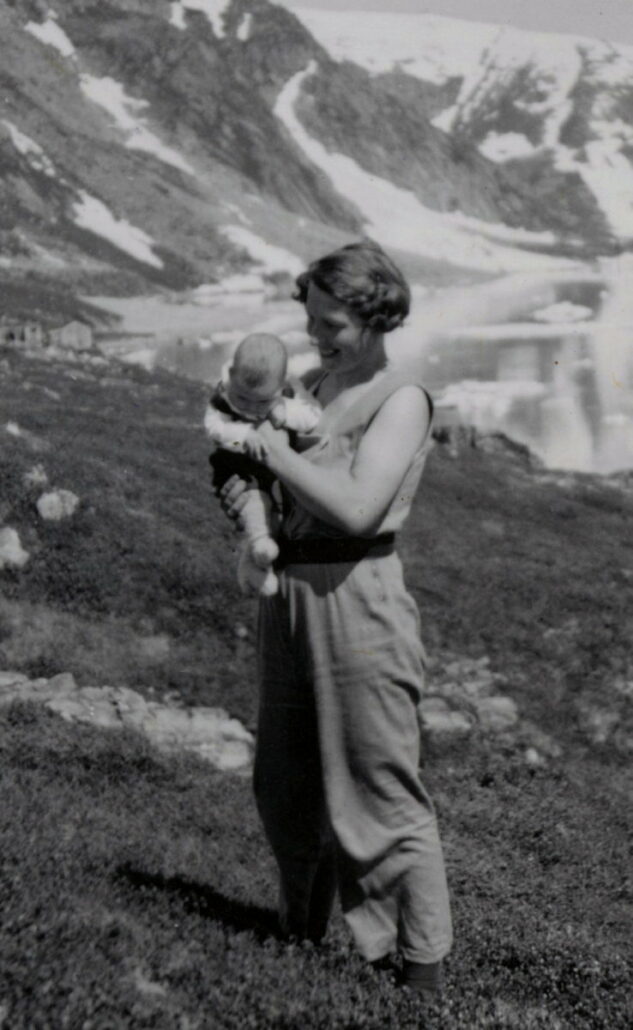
[361, 325, 379, 347]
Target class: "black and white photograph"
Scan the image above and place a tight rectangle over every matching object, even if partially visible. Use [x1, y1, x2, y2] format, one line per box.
[0, 0, 631, 1026]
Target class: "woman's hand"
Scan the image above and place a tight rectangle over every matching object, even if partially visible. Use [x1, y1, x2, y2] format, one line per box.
[254, 422, 291, 471]
[218, 474, 251, 526]
[243, 428, 269, 462]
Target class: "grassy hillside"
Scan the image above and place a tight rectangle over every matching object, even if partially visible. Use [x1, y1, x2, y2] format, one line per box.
[0, 346, 631, 1027]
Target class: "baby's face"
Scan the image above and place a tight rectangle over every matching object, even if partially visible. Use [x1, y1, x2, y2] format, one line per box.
[227, 372, 282, 419]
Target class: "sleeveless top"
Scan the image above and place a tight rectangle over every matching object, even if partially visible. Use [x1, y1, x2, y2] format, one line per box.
[281, 362, 434, 541]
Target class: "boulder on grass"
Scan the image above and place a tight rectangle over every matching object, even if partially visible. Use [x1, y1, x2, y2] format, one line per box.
[36, 489, 79, 521]
[0, 527, 29, 569]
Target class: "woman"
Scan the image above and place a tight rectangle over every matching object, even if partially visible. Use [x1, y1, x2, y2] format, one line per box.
[219, 239, 452, 998]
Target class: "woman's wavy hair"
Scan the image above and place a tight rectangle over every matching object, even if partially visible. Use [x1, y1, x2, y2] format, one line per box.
[293, 238, 410, 333]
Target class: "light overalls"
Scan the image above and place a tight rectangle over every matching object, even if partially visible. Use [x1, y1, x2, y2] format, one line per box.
[254, 366, 453, 964]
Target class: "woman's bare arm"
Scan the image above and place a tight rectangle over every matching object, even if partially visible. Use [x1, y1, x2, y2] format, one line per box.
[258, 385, 431, 536]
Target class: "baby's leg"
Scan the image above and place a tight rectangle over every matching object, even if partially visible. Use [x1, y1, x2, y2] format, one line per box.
[239, 487, 279, 566]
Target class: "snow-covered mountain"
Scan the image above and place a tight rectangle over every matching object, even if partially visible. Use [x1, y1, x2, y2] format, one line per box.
[295, 8, 633, 243]
[0, 0, 631, 322]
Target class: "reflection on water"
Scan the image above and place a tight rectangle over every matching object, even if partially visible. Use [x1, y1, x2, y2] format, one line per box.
[97, 262, 633, 473]
[417, 261, 633, 473]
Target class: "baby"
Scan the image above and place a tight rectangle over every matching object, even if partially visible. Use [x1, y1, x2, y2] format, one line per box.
[205, 332, 321, 596]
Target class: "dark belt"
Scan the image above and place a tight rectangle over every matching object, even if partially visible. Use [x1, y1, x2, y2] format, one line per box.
[275, 533, 396, 568]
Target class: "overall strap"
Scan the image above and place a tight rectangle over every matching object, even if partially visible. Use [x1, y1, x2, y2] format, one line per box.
[332, 362, 434, 441]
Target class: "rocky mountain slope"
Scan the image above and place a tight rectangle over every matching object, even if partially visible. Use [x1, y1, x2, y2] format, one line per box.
[0, 0, 630, 323]
[299, 9, 633, 244]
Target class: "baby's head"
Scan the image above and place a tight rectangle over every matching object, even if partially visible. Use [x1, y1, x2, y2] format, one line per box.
[227, 333, 288, 418]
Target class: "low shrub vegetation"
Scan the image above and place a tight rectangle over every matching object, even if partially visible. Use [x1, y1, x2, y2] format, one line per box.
[0, 350, 631, 1026]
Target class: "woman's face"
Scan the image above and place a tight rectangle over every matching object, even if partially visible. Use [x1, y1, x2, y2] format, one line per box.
[305, 282, 375, 374]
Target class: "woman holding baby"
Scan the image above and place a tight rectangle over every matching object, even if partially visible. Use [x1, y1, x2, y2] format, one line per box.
[218, 239, 452, 999]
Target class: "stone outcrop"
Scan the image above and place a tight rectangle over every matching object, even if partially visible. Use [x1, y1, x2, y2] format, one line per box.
[0, 527, 29, 568]
[418, 654, 543, 757]
[36, 489, 80, 521]
[0, 649, 569, 771]
[0, 671, 254, 773]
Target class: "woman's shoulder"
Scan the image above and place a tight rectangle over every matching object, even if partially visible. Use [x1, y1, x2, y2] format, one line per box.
[337, 365, 433, 437]
[381, 377, 434, 421]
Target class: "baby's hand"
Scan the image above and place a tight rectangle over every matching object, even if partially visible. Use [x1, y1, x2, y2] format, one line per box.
[268, 400, 287, 429]
[243, 427, 268, 462]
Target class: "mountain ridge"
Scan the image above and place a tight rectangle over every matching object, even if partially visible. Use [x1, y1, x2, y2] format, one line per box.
[0, 0, 630, 323]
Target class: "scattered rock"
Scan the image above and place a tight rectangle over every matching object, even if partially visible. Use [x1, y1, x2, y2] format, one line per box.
[132, 967, 168, 999]
[418, 697, 474, 739]
[0, 527, 30, 569]
[3, 422, 48, 451]
[138, 634, 170, 663]
[0, 671, 254, 772]
[472, 695, 520, 732]
[519, 721, 563, 759]
[0, 671, 30, 690]
[36, 489, 80, 521]
[525, 746, 546, 768]
[418, 653, 527, 745]
[23, 463, 48, 488]
[577, 705, 620, 745]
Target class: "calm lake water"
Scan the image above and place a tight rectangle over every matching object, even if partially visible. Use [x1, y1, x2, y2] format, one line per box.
[91, 258, 633, 474]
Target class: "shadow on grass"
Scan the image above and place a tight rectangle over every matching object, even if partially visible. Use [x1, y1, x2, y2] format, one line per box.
[114, 862, 282, 943]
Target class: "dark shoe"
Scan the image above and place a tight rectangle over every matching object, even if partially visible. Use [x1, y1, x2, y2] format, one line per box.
[370, 954, 397, 973]
[399, 959, 442, 1000]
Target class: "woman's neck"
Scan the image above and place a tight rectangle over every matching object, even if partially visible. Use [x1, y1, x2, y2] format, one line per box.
[317, 360, 390, 411]
[324, 342, 388, 394]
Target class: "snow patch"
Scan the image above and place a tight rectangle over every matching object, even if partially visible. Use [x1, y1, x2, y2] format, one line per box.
[221, 225, 304, 276]
[24, 16, 75, 58]
[80, 75, 194, 175]
[447, 322, 593, 341]
[554, 44, 633, 239]
[223, 202, 251, 225]
[451, 26, 582, 152]
[120, 348, 158, 372]
[445, 28, 633, 241]
[180, 0, 231, 38]
[170, 2, 186, 30]
[191, 274, 267, 302]
[432, 106, 457, 133]
[72, 191, 163, 268]
[237, 13, 252, 42]
[451, 213, 557, 247]
[533, 301, 593, 323]
[479, 132, 537, 163]
[441, 379, 547, 427]
[291, 9, 496, 85]
[274, 63, 573, 274]
[557, 139, 633, 240]
[2, 120, 57, 177]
